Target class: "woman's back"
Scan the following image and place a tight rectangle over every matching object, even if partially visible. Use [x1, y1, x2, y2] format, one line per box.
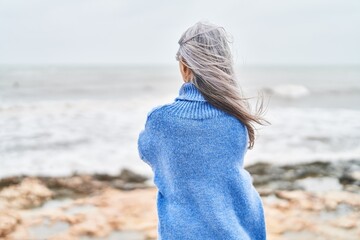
[138, 82, 266, 240]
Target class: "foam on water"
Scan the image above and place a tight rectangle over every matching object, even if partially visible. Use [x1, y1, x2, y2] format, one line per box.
[263, 84, 310, 99]
[0, 99, 161, 178]
[1, 100, 360, 178]
[246, 107, 360, 165]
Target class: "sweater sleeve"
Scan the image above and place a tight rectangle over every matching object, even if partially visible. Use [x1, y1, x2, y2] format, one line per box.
[137, 105, 164, 167]
[138, 136, 149, 166]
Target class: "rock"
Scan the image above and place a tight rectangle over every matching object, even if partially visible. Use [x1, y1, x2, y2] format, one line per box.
[322, 191, 360, 209]
[340, 171, 360, 186]
[246, 161, 336, 184]
[29, 188, 159, 239]
[343, 184, 360, 193]
[338, 160, 360, 186]
[0, 210, 21, 238]
[257, 188, 274, 197]
[43, 175, 107, 196]
[275, 190, 324, 211]
[47, 232, 79, 240]
[246, 162, 285, 185]
[0, 178, 53, 209]
[245, 162, 273, 175]
[0, 176, 25, 189]
[330, 213, 358, 229]
[246, 160, 360, 196]
[93, 173, 118, 182]
[119, 168, 148, 183]
[282, 161, 336, 179]
[46, 211, 86, 225]
[70, 215, 111, 237]
[124, 183, 149, 191]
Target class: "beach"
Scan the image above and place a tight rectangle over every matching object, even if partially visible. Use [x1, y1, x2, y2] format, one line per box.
[1, 65, 360, 239]
[1, 160, 359, 239]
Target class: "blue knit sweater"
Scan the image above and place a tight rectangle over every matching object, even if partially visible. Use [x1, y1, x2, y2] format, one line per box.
[137, 82, 266, 240]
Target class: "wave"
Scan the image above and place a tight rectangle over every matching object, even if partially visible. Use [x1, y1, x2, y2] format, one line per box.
[261, 84, 360, 99]
[262, 84, 310, 99]
[245, 107, 360, 166]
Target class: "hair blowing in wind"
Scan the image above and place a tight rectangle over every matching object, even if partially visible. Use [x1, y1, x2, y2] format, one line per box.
[175, 21, 270, 149]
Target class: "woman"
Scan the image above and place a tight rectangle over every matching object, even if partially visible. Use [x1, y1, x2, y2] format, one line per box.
[138, 21, 268, 240]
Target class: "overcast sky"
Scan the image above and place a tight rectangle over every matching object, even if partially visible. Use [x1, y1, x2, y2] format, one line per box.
[0, 0, 359, 66]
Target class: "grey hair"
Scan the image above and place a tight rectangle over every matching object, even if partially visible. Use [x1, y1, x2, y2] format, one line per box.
[175, 21, 269, 149]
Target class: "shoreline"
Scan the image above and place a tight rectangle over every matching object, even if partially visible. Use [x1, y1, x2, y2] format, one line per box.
[1, 160, 359, 239]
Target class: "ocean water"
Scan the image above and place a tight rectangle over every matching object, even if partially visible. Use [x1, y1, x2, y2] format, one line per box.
[1, 65, 360, 178]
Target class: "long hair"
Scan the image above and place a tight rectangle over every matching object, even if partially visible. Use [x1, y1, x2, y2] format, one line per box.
[175, 21, 269, 149]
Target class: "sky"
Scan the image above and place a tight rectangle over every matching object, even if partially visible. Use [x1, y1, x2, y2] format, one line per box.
[0, 0, 359, 66]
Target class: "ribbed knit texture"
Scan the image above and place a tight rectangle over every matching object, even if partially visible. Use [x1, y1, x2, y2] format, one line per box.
[137, 82, 266, 240]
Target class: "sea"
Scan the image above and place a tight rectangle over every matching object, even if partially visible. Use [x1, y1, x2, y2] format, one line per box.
[1, 65, 360, 178]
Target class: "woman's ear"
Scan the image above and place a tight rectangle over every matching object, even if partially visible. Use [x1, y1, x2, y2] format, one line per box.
[180, 60, 193, 82]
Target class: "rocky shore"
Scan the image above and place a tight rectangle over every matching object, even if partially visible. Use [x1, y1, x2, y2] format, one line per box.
[1, 160, 359, 240]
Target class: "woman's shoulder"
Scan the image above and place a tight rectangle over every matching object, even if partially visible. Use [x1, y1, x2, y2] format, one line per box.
[145, 103, 174, 124]
[146, 104, 168, 118]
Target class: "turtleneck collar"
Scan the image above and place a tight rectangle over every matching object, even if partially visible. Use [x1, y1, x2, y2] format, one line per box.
[167, 82, 227, 119]
[175, 82, 207, 102]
